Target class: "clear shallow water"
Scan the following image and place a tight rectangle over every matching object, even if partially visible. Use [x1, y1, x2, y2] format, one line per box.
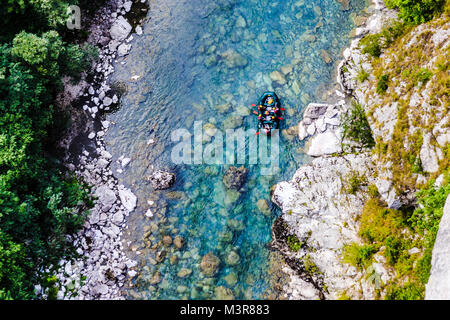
[106, 0, 367, 299]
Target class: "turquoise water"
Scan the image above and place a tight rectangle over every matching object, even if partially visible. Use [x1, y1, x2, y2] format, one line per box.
[105, 0, 367, 299]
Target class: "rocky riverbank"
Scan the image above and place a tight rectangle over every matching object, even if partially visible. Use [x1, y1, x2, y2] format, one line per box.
[271, 0, 409, 300]
[44, 0, 150, 300]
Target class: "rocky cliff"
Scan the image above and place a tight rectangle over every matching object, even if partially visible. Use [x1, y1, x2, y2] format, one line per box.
[272, 0, 449, 300]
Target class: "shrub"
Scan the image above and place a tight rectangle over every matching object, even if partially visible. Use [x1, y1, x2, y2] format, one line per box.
[380, 20, 408, 46]
[302, 254, 321, 276]
[413, 68, 433, 87]
[360, 34, 382, 57]
[341, 101, 375, 150]
[385, 236, 404, 264]
[368, 184, 380, 198]
[386, 282, 424, 300]
[376, 74, 389, 94]
[345, 171, 368, 195]
[343, 243, 377, 270]
[287, 234, 303, 252]
[384, 0, 446, 25]
[359, 198, 408, 244]
[352, 177, 450, 300]
[357, 67, 370, 82]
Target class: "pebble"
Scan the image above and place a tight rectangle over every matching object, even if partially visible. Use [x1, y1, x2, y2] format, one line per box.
[53, 4, 145, 301]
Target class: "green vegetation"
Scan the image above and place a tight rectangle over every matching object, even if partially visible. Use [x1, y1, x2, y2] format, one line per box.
[376, 74, 389, 94]
[413, 68, 433, 87]
[360, 20, 409, 58]
[302, 254, 321, 277]
[341, 101, 375, 151]
[0, 0, 100, 299]
[344, 171, 368, 195]
[342, 243, 377, 270]
[343, 175, 450, 299]
[341, 0, 450, 300]
[287, 234, 303, 252]
[357, 67, 370, 83]
[360, 34, 382, 57]
[385, 0, 446, 25]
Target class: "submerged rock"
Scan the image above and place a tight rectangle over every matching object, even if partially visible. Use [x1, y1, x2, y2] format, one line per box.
[200, 252, 220, 276]
[177, 268, 193, 278]
[222, 166, 248, 190]
[270, 70, 287, 85]
[214, 286, 235, 300]
[336, 0, 350, 11]
[174, 236, 185, 249]
[147, 170, 176, 190]
[257, 199, 271, 216]
[225, 250, 240, 266]
[162, 235, 173, 246]
[224, 273, 238, 286]
[321, 49, 332, 64]
[222, 115, 243, 130]
[220, 49, 248, 68]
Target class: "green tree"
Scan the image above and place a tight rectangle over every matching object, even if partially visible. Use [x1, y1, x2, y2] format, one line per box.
[384, 0, 446, 24]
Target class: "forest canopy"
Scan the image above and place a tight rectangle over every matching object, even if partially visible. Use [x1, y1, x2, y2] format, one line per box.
[0, 0, 99, 299]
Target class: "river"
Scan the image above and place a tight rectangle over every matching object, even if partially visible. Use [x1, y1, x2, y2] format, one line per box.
[104, 0, 367, 299]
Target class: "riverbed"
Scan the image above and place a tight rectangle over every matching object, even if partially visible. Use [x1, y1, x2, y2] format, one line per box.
[104, 0, 368, 299]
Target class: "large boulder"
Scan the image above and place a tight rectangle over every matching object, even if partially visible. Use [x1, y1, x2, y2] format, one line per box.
[110, 16, 132, 41]
[303, 103, 329, 119]
[147, 170, 176, 190]
[94, 185, 117, 212]
[222, 166, 247, 190]
[118, 185, 137, 212]
[426, 195, 450, 300]
[305, 130, 342, 157]
[420, 133, 439, 173]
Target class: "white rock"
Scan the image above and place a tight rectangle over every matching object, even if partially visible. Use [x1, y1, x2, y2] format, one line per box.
[298, 122, 308, 140]
[94, 185, 117, 211]
[110, 16, 132, 41]
[306, 122, 316, 136]
[121, 157, 131, 168]
[103, 96, 113, 107]
[420, 133, 439, 173]
[426, 195, 450, 299]
[118, 43, 131, 57]
[324, 117, 340, 126]
[91, 284, 109, 295]
[118, 185, 137, 212]
[408, 247, 421, 255]
[145, 209, 153, 218]
[112, 211, 124, 225]
[88, 132, 96, 139]
[306, 130, 342, 156]
[102, 121, 110, 129]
